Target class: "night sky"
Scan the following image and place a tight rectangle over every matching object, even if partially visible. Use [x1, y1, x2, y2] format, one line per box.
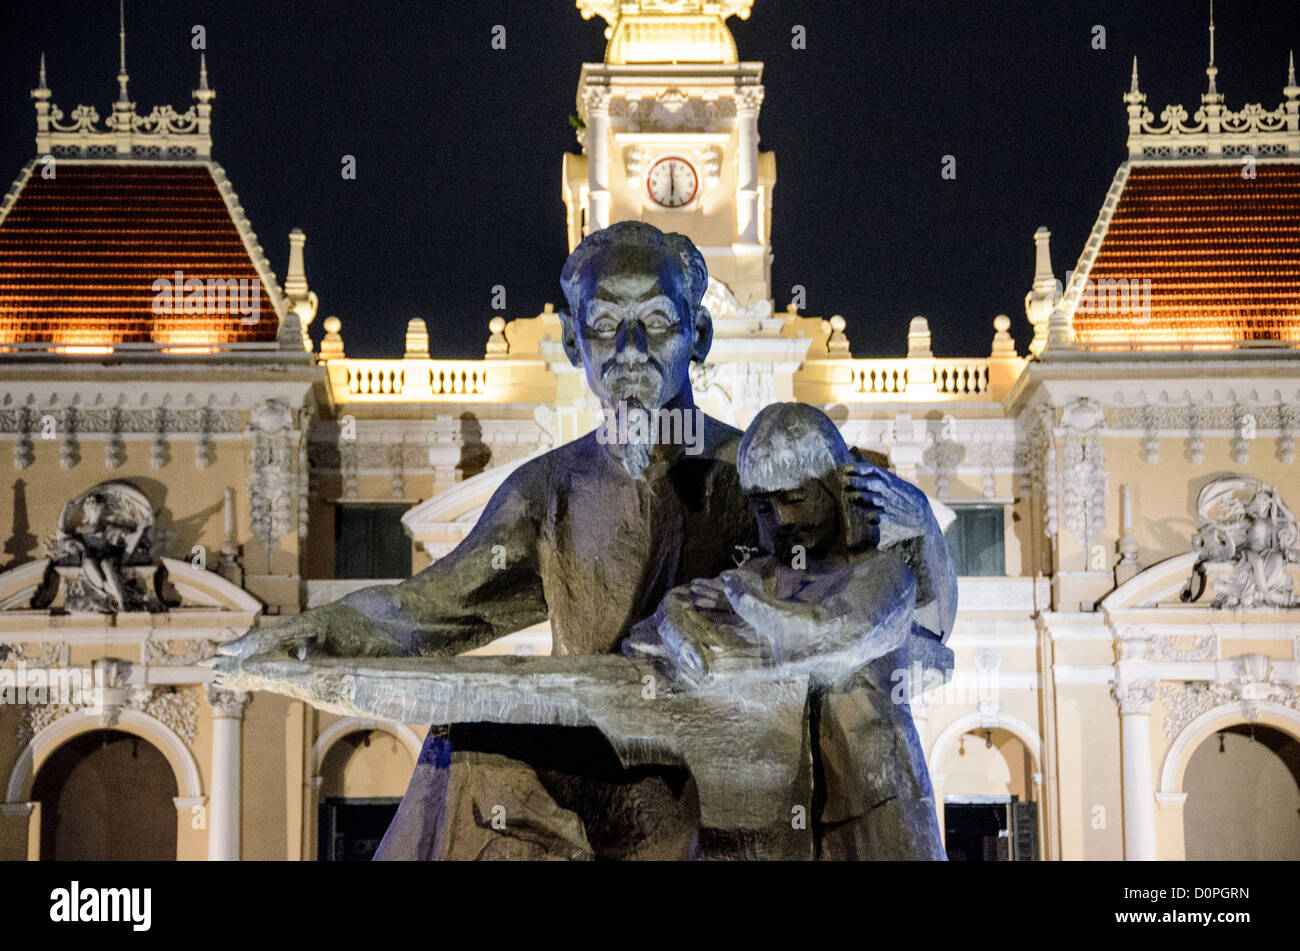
[1, 0, 1295, 359]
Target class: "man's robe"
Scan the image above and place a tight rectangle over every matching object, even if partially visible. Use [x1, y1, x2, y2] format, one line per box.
[322, 416, 751, 858]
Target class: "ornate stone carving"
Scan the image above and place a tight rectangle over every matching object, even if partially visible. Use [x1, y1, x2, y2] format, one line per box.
[60, 407, 80, 469]
[1140, 404, 1160, 464]
[1190, 476, 1299, 608]
[699, 145, 722, 188]
[1061, 398, 1107, 549]
[735, 86, 766, 113]
[150, 407, 171, 469]
[247, 400, 296, 548]
[0, 641, 70, 668]
[45, 481, 162, 613]
[105, 407, 125, 470]
[195, 406, 216, 468]
[624, 144, 649, 182]
[1278, 403, 1298, 464]
[1230, 404, 1252, 464]
[1185, 402, 1206, 464]
[143, 638, 219, 666]
[1111, 679, 1157, 714]
[16, 683, 198, 749]
[1158, 659, 1300, 739]
[1028, 402, 1057, 540]
[12, 406, 34, 470]
[0, 406, 241, 435]
[1150, 634, 1217, 662]
[206, 685, 251, 719]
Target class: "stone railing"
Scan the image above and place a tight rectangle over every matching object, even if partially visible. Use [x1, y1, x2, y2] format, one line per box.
[328, 359, 493, 403]
[837, 357, 1015, 401]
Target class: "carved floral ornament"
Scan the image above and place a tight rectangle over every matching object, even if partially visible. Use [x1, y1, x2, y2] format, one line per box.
[1157, 653, 1300, 738]
[1061, 397, 1107, 549]
[12, 658, 199, 749]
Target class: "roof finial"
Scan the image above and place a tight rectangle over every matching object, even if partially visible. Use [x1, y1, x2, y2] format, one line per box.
[1290, 49, 1296, 87]
[1286, 50, 1299, 102]
[1129, 56, 1139, 94]
[199, 52, 209, 91]
[1205, 0, 1219, 98]
[116, 0, 130, 104]
[38, 53, 47, 90]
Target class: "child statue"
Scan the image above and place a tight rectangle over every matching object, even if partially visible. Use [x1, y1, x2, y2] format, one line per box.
[626, 402, 951, 859]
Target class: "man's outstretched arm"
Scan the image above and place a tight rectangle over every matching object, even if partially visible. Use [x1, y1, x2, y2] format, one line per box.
[220, 466, 549, 661]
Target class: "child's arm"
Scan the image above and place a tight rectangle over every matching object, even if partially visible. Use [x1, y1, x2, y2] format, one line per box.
[721, 555, 915, 679]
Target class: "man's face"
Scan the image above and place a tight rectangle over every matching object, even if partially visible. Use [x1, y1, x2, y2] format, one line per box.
[565, 245, 704, 413]
[748, 476, 841, 562]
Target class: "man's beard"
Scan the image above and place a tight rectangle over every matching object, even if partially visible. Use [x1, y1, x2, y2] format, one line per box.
[601, 368, 663, 480]
[614, 402, 655, 480]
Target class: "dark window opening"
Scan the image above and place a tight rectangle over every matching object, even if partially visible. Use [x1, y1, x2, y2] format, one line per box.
[945, 798, 1038, 861]
[318, 797, 401, 861]
[334, 504, 412, 579]
[945, 505, 1005, 576]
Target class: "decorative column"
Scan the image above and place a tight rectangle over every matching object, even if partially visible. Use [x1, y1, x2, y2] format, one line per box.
[207, 686, 250, 861]
[1111, 680, 1158, 861]
[734, 86, 764, 244]
[1116, 483, 1140, 584]
[584, 86, 613, 233]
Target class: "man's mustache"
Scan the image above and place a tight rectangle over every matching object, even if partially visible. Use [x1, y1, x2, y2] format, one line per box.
[602, 362, 663, 386]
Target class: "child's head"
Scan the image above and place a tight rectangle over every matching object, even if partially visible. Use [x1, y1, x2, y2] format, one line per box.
[738, 403, 854, 560]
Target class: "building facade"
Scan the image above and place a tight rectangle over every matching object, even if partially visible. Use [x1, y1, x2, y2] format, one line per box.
[0, 1, 1297, 861]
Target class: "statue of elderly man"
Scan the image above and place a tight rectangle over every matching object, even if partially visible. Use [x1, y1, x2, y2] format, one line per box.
[221, 220, 956, 860]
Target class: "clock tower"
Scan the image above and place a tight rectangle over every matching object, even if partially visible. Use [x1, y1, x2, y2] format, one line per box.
[563, 0, 774, 310]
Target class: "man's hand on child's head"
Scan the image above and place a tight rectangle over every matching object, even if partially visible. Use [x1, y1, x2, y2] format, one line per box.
[840, 462, 929, 550]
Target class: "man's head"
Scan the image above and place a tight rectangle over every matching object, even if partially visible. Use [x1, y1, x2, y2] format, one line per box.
[738, 403, 854, 560]
[559, 221, 712, 415]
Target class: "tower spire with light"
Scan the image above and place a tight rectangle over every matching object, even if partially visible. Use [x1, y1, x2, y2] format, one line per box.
[116, 0, 130, 104]
[1203, 0, 1222, 103]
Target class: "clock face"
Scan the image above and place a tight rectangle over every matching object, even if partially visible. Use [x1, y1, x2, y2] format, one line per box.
[646, 157, 699, 209]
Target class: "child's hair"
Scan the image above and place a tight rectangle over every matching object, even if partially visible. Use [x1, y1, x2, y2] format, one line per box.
[738, 402, 853, 492]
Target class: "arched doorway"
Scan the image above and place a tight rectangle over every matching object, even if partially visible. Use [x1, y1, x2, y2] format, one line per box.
[31, 729, 178, 861]
[1183, 723, 1300, 860]
[316, 727, 416, 861]
[937, 726, 1040, 861]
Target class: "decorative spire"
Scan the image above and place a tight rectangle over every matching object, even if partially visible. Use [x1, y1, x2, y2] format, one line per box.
[1286, 50, 1299, 101]
[194, 52, 215, 104]
[1124, 56, 1145, 106]
[1203, 0, 1221, 102]
[116, 0, 130, 104]
[38, 53, 47, 91]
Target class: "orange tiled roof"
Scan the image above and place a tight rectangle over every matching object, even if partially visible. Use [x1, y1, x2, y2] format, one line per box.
[1070, 162, 1300, 350]
[0, 163, 278, 349]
